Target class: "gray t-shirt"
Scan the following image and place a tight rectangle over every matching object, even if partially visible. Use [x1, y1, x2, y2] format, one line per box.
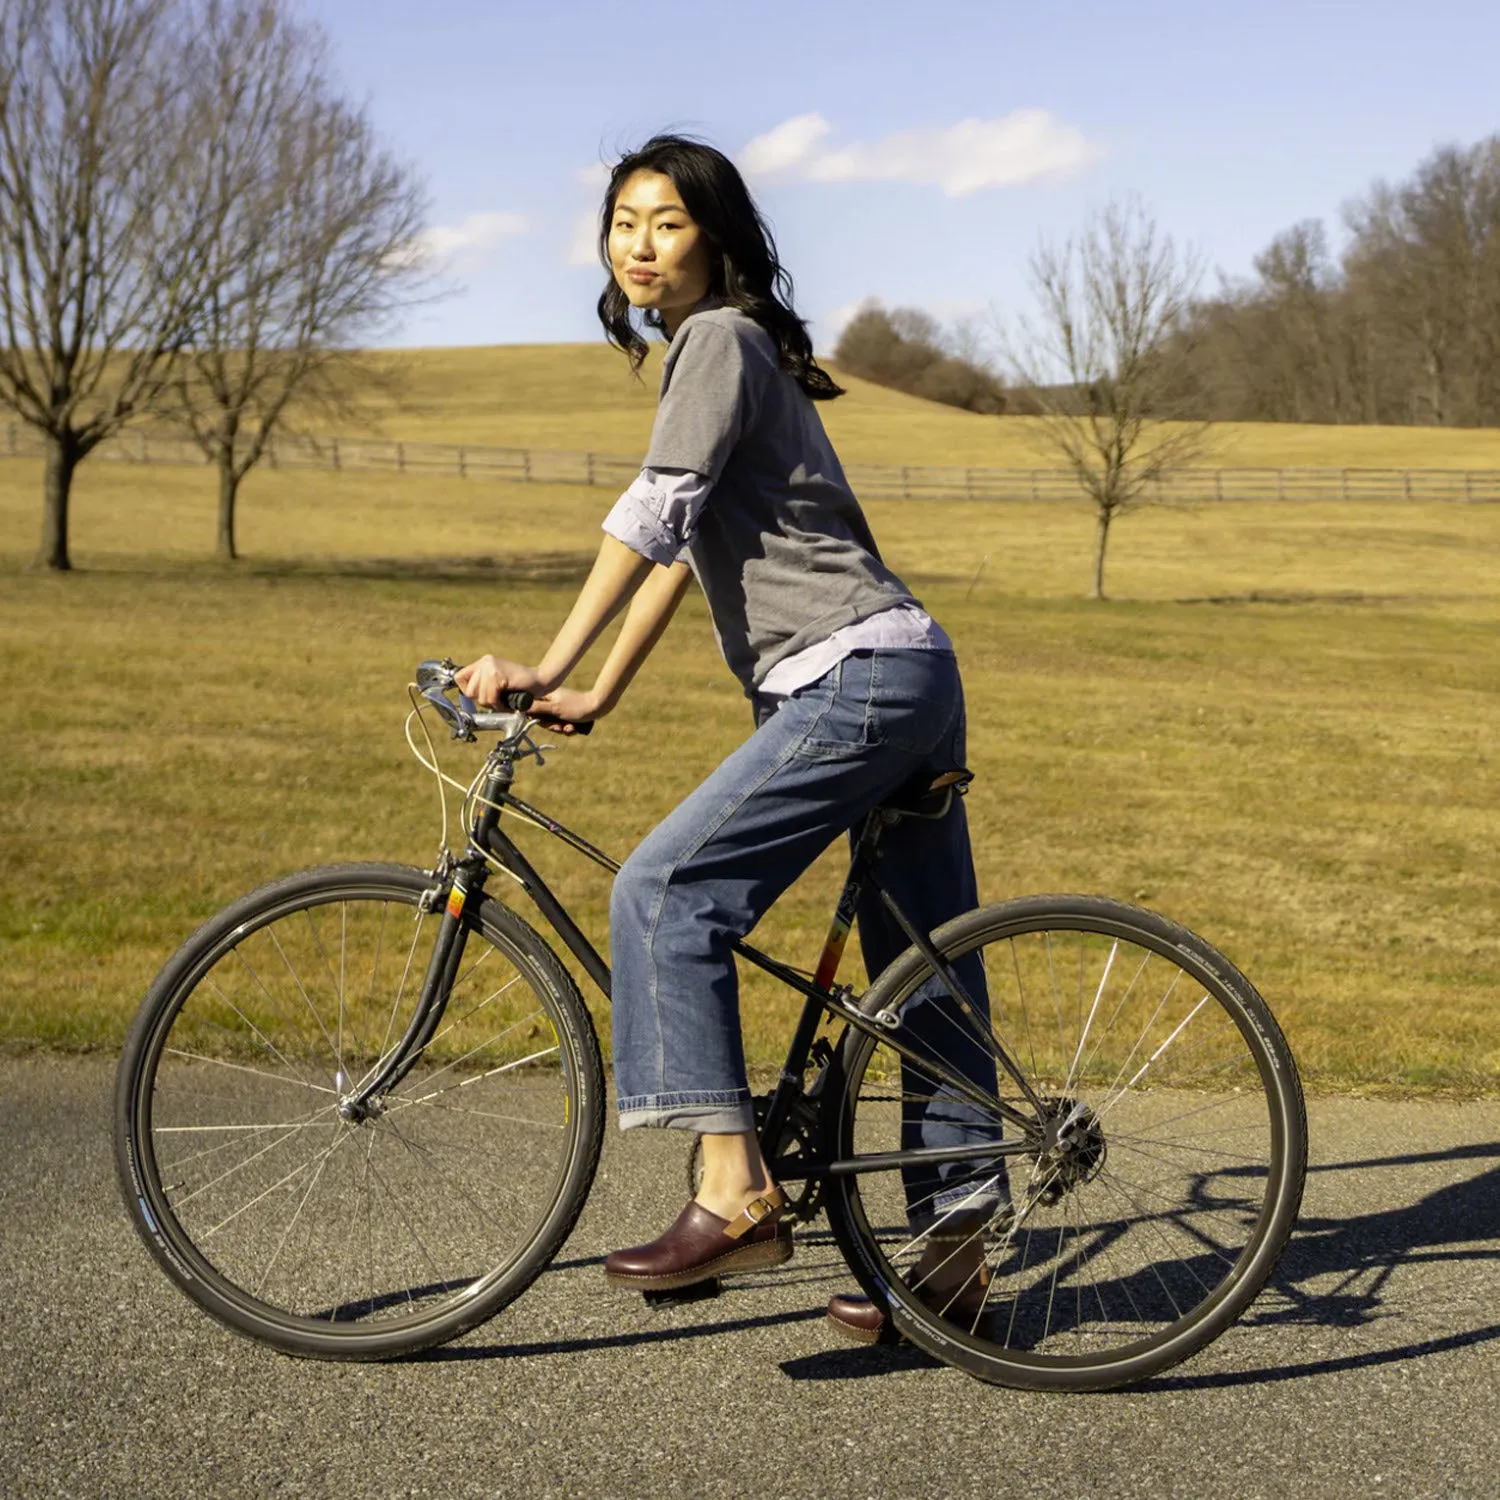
[642, 302, 918, 694]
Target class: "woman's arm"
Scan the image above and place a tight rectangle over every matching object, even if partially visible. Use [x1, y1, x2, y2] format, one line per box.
[533, 559, 693, 728]
[455, 535, 653, 707]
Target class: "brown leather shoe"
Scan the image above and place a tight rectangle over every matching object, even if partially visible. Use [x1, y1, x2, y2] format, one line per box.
[826, 1292, 888, 1345]
[604, 1190, 793, 1291]
[826, 1258, 993, 1346]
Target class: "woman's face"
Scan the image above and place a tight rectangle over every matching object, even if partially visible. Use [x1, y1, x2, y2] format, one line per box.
[608, 169, 713, 335]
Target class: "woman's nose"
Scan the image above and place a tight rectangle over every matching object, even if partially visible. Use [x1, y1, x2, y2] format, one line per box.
[630, 227, 655, 260]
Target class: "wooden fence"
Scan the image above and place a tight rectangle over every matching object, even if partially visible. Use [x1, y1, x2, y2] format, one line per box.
[4, 421, 1499, 503]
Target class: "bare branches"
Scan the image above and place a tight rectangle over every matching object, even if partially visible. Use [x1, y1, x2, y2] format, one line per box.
[1343, 137, 1500, 427]
[169, 0, 428, 558]
[0, 0, 210, 431]
[0, 0, 216, 566]
[1176, 134, 1500, 428]
[0, 0, 427, 568]
[998, 200, 1208, 599]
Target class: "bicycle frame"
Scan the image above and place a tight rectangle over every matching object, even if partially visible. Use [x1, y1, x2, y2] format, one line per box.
[358, 736, 1045, 1175]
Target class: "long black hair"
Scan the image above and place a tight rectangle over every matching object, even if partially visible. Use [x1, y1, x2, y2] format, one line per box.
[594, 133, 844, 401]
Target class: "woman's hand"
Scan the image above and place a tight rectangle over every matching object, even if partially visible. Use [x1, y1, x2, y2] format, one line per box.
[454, 654, 544, 709]
[530, 685, 605, 735]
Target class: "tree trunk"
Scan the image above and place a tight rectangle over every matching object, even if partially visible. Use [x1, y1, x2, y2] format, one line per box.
[38, 430, 80, 572]
[217, 449, 240, 560]
[1091, 507, 1112, 601]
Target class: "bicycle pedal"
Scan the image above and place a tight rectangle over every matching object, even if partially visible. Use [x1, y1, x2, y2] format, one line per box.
[641, 1277, 722, 1309]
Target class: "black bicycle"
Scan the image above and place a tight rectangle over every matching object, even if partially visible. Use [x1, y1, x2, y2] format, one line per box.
[114, 660, 1307, 1391]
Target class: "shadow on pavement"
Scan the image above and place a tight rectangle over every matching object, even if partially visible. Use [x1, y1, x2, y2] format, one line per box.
[417, 1143, 1500, 1387]
[1138, 1141, 1500, 1392]
[414, 1305, 825, 1363]
[784, 1142, 1500, 1389]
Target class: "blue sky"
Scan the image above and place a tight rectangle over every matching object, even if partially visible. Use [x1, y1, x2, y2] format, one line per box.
[299, 0, 1500, 350]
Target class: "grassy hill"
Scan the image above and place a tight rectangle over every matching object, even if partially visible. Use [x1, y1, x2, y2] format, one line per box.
[354, 343, 1500, 470]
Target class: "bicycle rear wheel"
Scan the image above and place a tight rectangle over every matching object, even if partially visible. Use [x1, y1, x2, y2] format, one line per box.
[114, 862, 604, 1360]
[826, 895, 1305, 1391]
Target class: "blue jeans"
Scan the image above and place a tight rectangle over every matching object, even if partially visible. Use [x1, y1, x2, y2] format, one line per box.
[609, 648, 1006, 1220]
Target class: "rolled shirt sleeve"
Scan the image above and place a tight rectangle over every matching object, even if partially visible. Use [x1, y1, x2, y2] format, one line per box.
[601, 465, 715, 566]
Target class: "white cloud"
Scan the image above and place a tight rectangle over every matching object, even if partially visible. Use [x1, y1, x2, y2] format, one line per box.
[741, 110, 1100, 197]
[740, 113, 835, 177]
[417, 211, 530, 264]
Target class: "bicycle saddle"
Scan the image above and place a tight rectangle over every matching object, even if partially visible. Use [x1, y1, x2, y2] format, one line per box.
[879, 767, 973, 819]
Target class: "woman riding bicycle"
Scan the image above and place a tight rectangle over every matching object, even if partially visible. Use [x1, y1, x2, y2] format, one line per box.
[456, 133, 1003, 1341]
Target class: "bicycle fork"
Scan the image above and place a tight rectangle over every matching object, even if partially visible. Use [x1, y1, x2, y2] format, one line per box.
[342, 757, 519, 1111]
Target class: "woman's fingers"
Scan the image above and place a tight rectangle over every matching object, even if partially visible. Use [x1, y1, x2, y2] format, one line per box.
[455, 658, 503, 706]
[456, 653, 540, 708]
[532, 686, 599, 728]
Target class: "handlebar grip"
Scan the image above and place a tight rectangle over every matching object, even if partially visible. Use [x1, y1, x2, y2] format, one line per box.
[501, 689, 534, 712]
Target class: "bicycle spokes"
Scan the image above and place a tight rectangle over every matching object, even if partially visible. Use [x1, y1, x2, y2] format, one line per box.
[833, 900, 1304, 1387]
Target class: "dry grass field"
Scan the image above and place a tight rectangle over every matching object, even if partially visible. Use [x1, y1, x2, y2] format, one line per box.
[2, 346, 1498, 1092]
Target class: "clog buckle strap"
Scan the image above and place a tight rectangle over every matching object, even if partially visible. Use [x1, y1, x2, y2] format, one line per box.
[721, 1186, 786, 1240]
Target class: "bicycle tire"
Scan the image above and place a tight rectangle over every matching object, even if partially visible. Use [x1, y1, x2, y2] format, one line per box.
[825, 895, 1306, 1391]
[114, 862, 604, 1361]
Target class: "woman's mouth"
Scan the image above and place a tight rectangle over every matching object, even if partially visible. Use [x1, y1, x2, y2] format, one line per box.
[626, 270, 658, 285]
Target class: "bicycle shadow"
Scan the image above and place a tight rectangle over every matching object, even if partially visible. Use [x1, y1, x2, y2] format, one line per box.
[410, 1144, 1500, 1382]
[779, 1142, 1500, 1387]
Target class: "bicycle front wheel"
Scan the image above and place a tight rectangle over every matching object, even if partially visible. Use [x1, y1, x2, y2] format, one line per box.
[826, 895, 1305, 1391]
[114, 863, 604, 1360]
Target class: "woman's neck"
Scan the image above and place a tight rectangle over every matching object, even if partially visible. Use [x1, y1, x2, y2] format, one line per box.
[663, 292, 723, 339]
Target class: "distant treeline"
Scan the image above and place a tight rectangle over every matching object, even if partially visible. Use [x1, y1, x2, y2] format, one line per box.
[832, 304, 1016, 414]
[842, 133, 1500, 429]
[1179, 134, 1500, 426]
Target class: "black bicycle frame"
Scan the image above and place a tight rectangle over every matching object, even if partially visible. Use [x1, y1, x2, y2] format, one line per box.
[364, 745, 1045, 1170]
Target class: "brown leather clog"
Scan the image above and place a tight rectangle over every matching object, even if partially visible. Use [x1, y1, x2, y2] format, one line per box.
[604, 1189, 792, 1292]
[827, 1255, 993, 1346]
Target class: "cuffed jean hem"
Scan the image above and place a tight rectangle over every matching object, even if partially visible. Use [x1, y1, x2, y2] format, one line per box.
[916, 1172, 1013, 1229]
[616, 1090, 755, 1133]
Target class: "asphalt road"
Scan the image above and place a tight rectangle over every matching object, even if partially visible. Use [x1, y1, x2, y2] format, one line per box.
[2, 1056, 1497, 1500]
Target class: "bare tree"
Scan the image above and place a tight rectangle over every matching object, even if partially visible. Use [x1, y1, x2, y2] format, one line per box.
[1344, 138, 1500, 427]
[0, 0, 209, 570]
[999, 201, 1209, 600]
[171, 0, 427, 560]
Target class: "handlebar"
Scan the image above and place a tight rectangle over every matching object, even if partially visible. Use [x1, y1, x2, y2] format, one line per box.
[414, 659, 595, 741]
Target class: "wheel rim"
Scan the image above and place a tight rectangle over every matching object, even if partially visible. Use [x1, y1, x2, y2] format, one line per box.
[133, 880, 583, 1342]
[838, 906, 1299, 1377]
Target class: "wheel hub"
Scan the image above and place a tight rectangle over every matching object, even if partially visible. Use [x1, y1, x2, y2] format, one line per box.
[1033, 1096, 1107, 1204]
[334, 1072, 385, 1124]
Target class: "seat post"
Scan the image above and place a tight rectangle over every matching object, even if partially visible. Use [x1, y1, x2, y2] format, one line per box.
[852, 805, 891, 864]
